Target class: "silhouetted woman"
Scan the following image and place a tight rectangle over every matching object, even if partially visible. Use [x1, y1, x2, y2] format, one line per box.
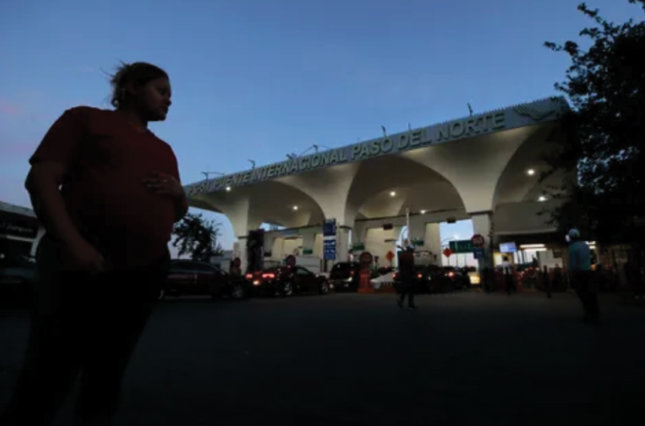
[2, 62, 188, 426]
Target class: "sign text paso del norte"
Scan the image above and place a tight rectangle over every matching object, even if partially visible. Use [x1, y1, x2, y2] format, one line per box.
[191, 111, 506, 194]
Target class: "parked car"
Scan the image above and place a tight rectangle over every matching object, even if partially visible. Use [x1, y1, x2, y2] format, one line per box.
[393, 264, 468, 294]
[162, 260, 248, 300]
[329, 261, 360, 292]
[0, 255, 37, 307]
[441, 266, 471, 289]
[245, 265, 330, 297]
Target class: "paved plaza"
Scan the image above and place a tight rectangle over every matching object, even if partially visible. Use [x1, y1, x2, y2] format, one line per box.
[1, 290, 644, 425]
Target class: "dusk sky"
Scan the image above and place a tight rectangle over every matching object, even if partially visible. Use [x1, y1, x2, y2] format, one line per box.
[1, 0, 642, 253]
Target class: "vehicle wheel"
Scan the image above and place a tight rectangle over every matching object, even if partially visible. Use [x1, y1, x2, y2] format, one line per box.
[319, 280, 329, 295]
[231, 282, 246, 300]
[282, 281, 294, 297]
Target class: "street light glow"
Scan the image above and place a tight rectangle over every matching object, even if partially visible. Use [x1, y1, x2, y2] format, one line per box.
[390, 191, 396, 197]
[292, 205, 299, 211]
[527, 169, 536, 176]
[538, 195, 547, 202]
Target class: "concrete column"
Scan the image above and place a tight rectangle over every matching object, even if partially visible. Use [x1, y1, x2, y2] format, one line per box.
[424, 222, 441, 264]
[219, 197, 261, 273]
[408, 215, 425, 244]
[337, 226, 351, 263]
[471, 212, 494, 271]
[301, 228, 316, 255]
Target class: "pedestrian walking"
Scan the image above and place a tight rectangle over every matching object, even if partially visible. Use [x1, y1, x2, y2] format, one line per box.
[504, 266, 515, 295]
[543, 265, 552, 298]
[397, 246, 417, 309]
[1, 62, 188, 426]
[567, 228, 599, 324]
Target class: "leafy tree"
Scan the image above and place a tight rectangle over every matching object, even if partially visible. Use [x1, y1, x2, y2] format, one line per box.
[172, 212, 223, 262]
[543, 1, 645, 244]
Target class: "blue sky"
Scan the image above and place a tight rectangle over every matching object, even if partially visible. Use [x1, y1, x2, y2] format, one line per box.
[1, 0, 642, 253]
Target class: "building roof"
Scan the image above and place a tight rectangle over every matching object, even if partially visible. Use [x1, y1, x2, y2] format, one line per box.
[0, 201, 36, 218]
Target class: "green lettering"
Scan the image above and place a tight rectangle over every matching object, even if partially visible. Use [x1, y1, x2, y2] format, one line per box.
[493, 112, 505, 129]
[351, 145, 362, 160]
[370, 141, 380, 156]
[381, 138, 393, 153]
[451, 121, 465, 138]
[437, 124, 450, 141]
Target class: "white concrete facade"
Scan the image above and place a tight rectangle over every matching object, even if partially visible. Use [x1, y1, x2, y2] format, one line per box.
[185, 98, 570, 272]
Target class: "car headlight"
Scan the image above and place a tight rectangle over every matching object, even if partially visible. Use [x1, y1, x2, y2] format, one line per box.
[345, 277, 353, 282]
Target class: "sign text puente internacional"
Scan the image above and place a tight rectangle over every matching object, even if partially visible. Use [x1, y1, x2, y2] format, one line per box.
[187, 97, 567, 195]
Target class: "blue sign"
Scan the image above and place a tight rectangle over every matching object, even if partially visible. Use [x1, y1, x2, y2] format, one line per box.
[473, 247, 486, 259]
[323, 239, 336, 260]
[323, 219, 336, 237]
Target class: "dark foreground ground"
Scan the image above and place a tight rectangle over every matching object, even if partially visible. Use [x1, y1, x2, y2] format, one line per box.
[1, 289, 644, 426]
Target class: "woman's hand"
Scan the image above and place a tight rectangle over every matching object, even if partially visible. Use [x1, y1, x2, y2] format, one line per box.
[143, 171, 184, 198]
[59, 238, 106, 273]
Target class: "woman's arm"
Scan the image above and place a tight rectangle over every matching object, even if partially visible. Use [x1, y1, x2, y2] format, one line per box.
[25, 162, 105, 271]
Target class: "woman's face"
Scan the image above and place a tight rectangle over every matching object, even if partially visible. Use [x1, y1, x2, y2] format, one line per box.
[135, 77, 172, 121]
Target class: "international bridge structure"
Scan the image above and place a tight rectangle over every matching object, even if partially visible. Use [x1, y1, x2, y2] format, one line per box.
[184, 97, 571, 272]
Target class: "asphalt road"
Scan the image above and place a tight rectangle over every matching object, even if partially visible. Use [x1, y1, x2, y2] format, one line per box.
[1, 290, 644, 426]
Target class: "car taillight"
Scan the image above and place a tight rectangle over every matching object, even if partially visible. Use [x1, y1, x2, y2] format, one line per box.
[245, 273, 253, 280]
[417, 273, 422, 279]
[448, 271, 455, 277]
[262, 273, 275, 279]
[392, 272, 398, 279]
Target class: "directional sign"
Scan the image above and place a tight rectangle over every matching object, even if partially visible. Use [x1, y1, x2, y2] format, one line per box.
[473, 247, 486, 259]
[323, 219, 336, 237]
[323, 239, 336, 260]
[449, 240, 473, 253]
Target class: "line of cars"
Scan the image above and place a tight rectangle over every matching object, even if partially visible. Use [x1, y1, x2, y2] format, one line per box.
[162, 260, 330, 300]
[326, 261, 472, 294]
[1, 256, 472, 306]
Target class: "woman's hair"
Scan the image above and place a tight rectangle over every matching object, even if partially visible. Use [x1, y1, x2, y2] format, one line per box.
[110, 62, 168, 108]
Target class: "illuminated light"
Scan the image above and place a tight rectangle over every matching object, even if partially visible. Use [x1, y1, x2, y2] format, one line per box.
[292, 205, 299, 211]
[447, 271, 455, 278]
[527, 169, 536, 176]
[417, 273, 423, 279]
[225, 186, 232, 192]
[520, 244, 546, 249]
[420, 210, 427, 214]
[538, 195, 547, 202]
[262, 273, 275, 279]
[252, 280, 261, 286]
[390, 191, 396, 197]
[469, 274, 481, 285]
[244, 273, 253, 280]
[392, 272, 398, 279]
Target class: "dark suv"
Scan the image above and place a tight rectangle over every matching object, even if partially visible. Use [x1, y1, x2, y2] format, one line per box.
[329, 262, 360, 292]
[246, 265, 329, 297]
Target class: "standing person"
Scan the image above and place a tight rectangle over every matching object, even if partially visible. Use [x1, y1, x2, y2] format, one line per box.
[543, 265, 552, 298]
[397, 246, 417, 309]
[567, 228, 598, 324]
[1, 62, 188, 426]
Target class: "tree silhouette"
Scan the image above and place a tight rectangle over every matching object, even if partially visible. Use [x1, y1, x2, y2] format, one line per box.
[543, 0, 645, 244]
[172, 213, 223, 262]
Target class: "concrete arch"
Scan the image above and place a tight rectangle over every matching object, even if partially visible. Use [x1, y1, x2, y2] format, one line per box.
[345, 155, 466, 223]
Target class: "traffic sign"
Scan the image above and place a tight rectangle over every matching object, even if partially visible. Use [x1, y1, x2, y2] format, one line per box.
[449, 240, 473, 253]
[473, 247, 485, 259]
[385, 250, 395, 262]
[471, 234, 485, 248]
[323, 219, 336, 237]
[442, 247, 453, 258]
[323, 239, 336, 260]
